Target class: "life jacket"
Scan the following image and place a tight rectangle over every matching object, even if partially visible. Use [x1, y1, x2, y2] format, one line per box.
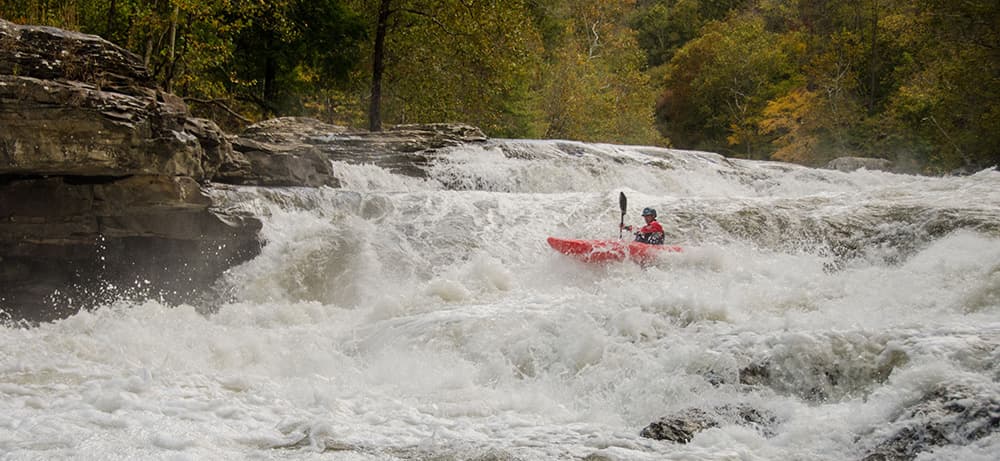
[635, 220, 664, 245]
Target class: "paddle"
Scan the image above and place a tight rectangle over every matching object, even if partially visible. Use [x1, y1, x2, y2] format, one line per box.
[619, 192, 627, 239]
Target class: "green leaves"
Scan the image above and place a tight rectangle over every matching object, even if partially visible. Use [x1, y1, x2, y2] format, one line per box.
[533, 0, 663, 145]
[227, 0, 366, 116]
[358, 0, 544, 135]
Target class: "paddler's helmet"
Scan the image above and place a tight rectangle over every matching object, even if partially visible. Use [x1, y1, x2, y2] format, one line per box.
[641, 207, 656, 217]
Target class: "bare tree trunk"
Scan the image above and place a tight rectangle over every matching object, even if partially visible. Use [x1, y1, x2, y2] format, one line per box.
[369, 0, 392, 132]
[144, 36, 154, 69]
[263, 56, 277, 116]
[106, 0, 116, 38]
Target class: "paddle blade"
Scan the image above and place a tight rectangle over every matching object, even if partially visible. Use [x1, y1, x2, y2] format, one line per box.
[619, 192, 627, 238]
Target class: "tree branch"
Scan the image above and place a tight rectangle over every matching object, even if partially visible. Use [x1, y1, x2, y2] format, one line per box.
[184, 97, 252, 123]
[588, 21, 602, 59]
[398, 8, 469, 37]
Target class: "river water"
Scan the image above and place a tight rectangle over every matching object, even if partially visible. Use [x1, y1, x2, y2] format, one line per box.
[2, 140, 998, 460]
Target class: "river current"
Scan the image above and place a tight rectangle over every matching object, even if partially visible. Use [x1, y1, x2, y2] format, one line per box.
[2, 140, 998, 460]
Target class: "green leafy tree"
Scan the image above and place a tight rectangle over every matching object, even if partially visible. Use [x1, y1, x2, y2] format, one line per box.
[351, 0, 544, 134]
[882, 0, 1000, 172]
[630, 0, 702, 68]
[631, 0, 751, 68]
[2, 0, 367, 128]
[226, 0, 365, 117]
[533, 0, 663, 145]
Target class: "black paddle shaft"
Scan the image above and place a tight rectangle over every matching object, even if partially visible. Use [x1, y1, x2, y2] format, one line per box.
[619, 192, 627, 239]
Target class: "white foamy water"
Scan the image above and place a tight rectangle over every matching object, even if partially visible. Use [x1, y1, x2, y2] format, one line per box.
[2, 141, 998, 460]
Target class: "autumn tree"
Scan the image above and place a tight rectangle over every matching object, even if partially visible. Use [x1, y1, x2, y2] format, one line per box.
[657, 13, 803, 158]
[755, 28, 870, 166]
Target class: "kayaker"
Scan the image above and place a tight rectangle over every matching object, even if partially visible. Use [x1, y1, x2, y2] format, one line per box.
[621, 207, 665, 245]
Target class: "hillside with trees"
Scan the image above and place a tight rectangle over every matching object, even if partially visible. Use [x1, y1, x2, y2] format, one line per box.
[2, 0, 997, 173]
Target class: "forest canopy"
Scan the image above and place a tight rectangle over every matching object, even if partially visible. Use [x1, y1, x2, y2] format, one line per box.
[2, 0, 997, 173]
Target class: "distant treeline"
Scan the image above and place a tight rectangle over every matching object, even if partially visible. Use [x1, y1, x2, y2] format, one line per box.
[3, 0, 997, 173]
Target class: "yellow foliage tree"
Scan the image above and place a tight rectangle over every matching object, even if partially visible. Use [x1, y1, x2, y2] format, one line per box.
[759, 88, 820, 164]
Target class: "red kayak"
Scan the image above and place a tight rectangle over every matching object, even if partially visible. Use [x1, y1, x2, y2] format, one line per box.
[547, 237, 682, 263]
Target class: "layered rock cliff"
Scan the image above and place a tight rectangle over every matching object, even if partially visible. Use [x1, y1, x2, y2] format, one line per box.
[0, 20, 488, 323]
[0, 20, 262, 322]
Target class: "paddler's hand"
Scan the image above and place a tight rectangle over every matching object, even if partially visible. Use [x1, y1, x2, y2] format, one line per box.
[621, 225, 632, 231]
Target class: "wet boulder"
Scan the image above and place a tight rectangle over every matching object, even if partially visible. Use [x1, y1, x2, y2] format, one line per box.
[640, 404, 778, 443]
[860, 384, 999, 461]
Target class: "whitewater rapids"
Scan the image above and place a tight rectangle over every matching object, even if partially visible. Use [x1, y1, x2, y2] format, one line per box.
[1, 140, 998, 460]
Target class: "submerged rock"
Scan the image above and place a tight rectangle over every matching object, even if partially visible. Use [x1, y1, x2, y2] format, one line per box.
[825, 157, 893, 173]
[640, 408, 718, 443]
[732, 333, 908, 403]
[640, 404, 778, 443]
[860, 385, 999, 461]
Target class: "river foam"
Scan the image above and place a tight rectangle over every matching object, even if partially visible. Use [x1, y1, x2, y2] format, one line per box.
[2, 141, 998, 460]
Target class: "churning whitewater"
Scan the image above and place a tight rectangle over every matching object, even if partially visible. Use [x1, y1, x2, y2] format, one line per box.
[2, 140, 998, 460]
